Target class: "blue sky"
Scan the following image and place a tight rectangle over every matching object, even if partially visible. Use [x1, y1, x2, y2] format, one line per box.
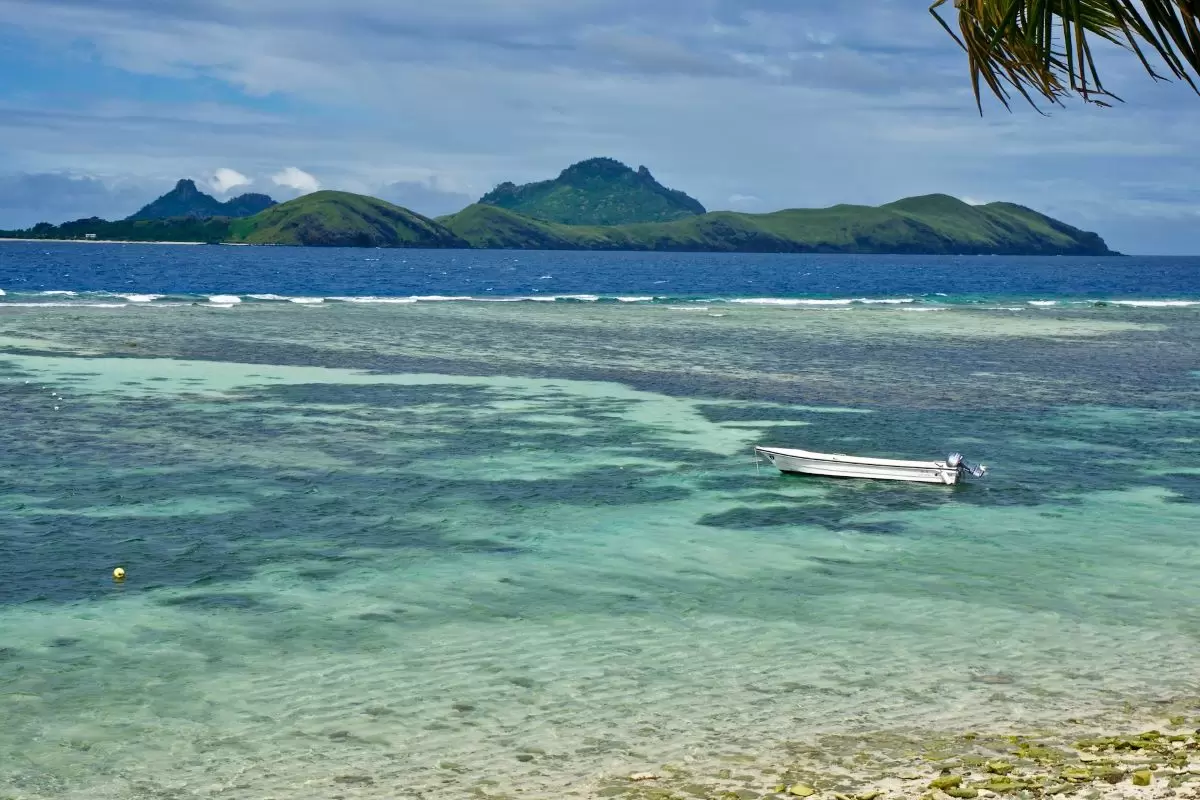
[1, 0, 1198, 253]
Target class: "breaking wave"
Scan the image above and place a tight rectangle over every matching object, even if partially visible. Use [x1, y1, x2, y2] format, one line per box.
[2, 291, 1200, 310]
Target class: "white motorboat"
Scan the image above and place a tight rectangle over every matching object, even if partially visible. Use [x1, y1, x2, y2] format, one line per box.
[754, 446, 987, 485]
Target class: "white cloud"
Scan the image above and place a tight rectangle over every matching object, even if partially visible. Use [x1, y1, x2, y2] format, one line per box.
[211, 167, 250, 194]
[3, 0, 1200, 251]
[726, 193, 764, 210]
[376, 177, 473, 216]
[271, 166, 320, 194]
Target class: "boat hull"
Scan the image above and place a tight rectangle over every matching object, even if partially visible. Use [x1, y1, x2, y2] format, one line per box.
[755, 446, 961, 484]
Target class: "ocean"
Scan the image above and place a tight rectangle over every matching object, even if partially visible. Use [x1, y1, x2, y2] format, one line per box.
[2, 242, 1199, 800]
[3, 243, 1200, 302]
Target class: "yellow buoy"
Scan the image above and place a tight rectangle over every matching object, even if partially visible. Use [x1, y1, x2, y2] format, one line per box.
[113, 567, 126, 581]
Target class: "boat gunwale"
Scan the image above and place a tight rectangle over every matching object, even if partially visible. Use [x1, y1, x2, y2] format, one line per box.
[753, 445, 950, 470]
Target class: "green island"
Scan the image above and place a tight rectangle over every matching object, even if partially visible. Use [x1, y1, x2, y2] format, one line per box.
[0, 159, 1116, 255]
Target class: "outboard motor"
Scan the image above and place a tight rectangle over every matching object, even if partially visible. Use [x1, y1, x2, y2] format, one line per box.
[948, 452, 988, 479]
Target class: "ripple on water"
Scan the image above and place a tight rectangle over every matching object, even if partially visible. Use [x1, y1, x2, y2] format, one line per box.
[1, 303, 1200, 798]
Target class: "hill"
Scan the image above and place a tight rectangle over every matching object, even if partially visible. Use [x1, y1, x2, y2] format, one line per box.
[127, 179, 276, 220]
[1, 191, 467, 248]
[0, 186, 1115, 256]
[218, 192, 277, 218]
[431, 204, 601, 249]
[439, 194, 1115, 255]
[227, 191, 466, 247]
[478, 157, 706, 226]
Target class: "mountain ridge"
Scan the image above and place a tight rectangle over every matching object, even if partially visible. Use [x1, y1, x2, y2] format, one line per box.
[1, 166, 1117, 255]
[127, 179, 276, 221]
[479, 157, 706, 226]
[437, 193, 1114, 255]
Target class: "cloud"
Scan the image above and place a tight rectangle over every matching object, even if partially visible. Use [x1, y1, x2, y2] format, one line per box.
[2, 0, 1200, 251]
[0, 0, 967, 98]
[211, 167, 251, 194]
[376, 178, 474, 217]
[271, 166, 319, 194]
[0, 172, 159, 227]
[726, 193, 762, 210]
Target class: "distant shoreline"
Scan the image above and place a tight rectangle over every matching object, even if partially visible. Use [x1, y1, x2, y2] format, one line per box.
[0, 237, 1125, 256]
[0, 236, 213, 245]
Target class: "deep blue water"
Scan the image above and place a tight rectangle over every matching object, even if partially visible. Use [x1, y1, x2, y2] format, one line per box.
[2, 242, 1199, 300]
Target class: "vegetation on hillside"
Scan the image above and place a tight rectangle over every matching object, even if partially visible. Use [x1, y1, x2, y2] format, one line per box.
[440, 193, 1114, 255]
[227, 191, 466, 247]
[1, 191, 1113, 255]
[479, 157, 706, 226]
[0, 192, 465, 248]
[1, 182, 1114, 255]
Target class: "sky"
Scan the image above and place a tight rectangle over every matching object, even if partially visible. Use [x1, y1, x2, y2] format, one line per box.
[1, 0, 1198, 253]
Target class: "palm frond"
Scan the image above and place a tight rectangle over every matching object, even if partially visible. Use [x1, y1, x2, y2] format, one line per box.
[931, 0, 1200, 111]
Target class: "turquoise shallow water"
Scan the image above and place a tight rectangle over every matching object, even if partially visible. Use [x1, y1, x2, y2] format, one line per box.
[2, 302, 1200, 799]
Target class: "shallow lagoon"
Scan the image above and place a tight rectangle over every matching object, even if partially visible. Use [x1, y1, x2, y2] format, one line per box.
[2, 300, 1199, 799]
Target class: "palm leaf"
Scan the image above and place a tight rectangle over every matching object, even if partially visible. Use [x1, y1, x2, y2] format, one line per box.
[931, 0, 1200, 111]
